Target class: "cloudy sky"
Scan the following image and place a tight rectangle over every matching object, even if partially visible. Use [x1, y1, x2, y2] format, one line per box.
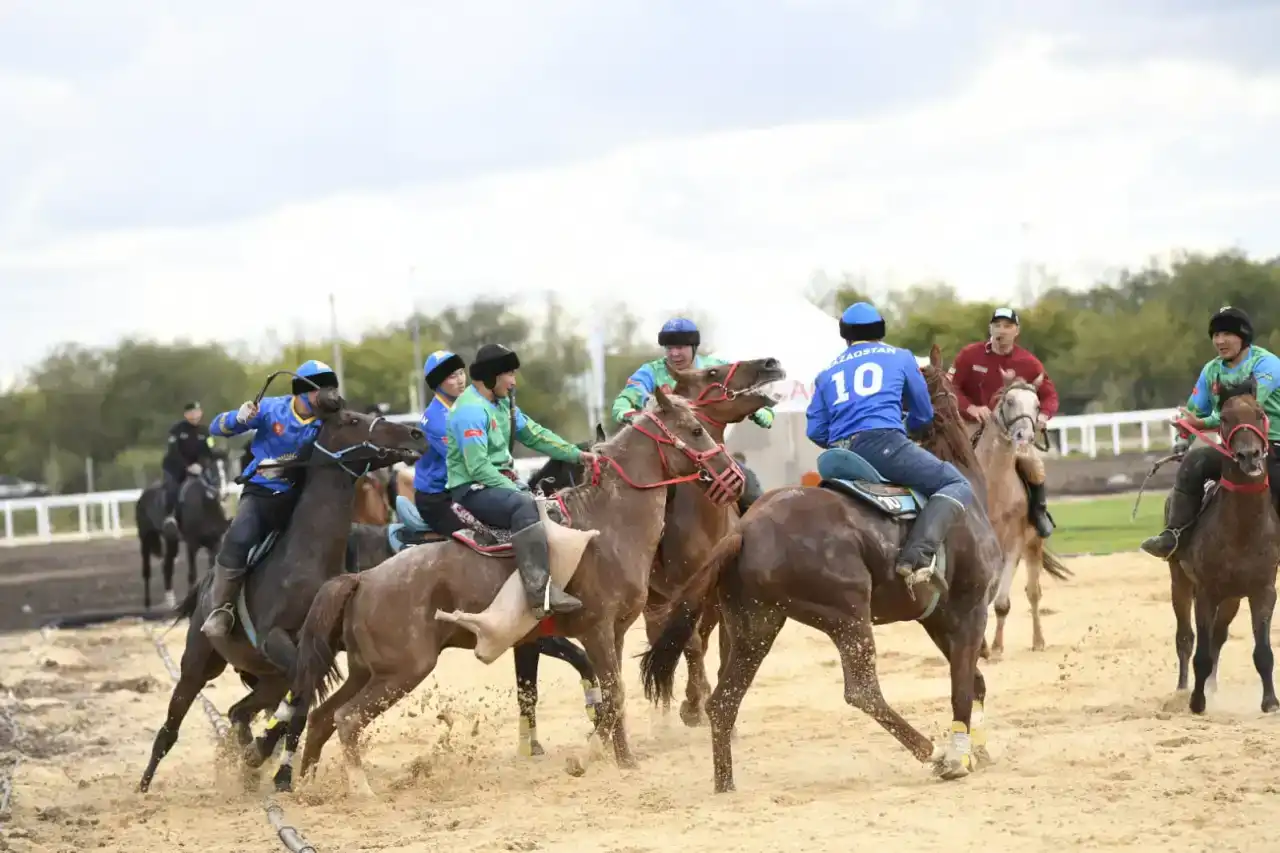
[1, 0, 1278, 382]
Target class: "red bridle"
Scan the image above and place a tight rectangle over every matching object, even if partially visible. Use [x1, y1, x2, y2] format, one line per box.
[687, 361, 747, 429]
[1175, 416, 1271, 494]
[587, 408, 746, 507]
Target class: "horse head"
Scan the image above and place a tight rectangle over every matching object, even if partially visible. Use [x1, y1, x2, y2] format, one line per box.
[312, 392, 429, 477]
[991, 374, 1041, 450]
[613, 387, 745, 507]
[1218, 379, 1268, 479]
[671, 358, 787, 427]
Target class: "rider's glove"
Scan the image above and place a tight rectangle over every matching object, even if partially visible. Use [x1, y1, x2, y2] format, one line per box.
[236, 401, 258, 424]
[187, 463, 203, 475]
[1173, 435, 1191, 456]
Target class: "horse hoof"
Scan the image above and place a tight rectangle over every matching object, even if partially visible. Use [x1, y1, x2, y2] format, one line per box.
[565, 756, 586, 777]
[274, 771, 294, 793]
[679, 703, 705, 728]
[518, 740, 545, 758]
[243, 743, 267, 769]
[1262, 698, 1279, 713]
[932, 756, 971, 781]
[972, 745, 997, 769]
[713, 779, 736, 794]
[1189, 693, 1207, 715]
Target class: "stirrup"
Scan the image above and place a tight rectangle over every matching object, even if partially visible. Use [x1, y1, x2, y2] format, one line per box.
[205, 603, 236, 626]
[896, 558, 947, 599]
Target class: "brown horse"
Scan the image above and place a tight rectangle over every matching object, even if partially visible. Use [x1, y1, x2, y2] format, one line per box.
[290, 388, 749, 796]
[528, 358, 787, 726]
[969, 374, 1073, 657]
[1166, 381, 1280, 714]
[639, 344, 1003, 792]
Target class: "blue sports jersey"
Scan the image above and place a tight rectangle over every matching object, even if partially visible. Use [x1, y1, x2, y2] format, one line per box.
[412, 393, 455, 494]
[806, 342, 933, 447]
[210, 395, 323, 493]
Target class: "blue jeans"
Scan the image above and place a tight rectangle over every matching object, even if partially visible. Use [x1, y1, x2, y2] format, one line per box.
[818, 429, 972, 508]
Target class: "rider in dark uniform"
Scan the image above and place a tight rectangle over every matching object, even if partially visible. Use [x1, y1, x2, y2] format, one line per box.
[161, 402, 213, 536]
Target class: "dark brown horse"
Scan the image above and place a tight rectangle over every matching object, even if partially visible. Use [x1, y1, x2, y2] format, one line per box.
[640, 344, 1003, 792]
[529, 358, 787, 725]
[1166, 380, 1280, 714]
[289, 388, 748, 797]
[138, 393, 427, 793]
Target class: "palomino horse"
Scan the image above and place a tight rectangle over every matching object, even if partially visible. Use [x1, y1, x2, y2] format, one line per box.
[969, 375, 1073, 657]
[640, 344, 1003, 792]
[135, 450, 231, 611]
[527, 357, 787, 726]
[1165, 381, 1280, 714]
[290, 388, 748, 797]
[138, 390, 426, 793]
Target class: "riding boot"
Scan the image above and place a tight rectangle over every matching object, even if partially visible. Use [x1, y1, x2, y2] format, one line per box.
[1026, 481, 1055, 538]
[201, 561, 246, 638]
[1139, 487, 1202, 560]
[512, 521, 582, 619]
[895, 495, 966, 581]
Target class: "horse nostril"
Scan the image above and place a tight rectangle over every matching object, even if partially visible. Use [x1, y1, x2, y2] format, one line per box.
[410, 429, 423, 440]
[764, 358, 779, 369]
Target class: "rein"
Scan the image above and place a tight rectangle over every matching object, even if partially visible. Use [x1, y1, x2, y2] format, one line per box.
[1176, 416, 1271, 494]
[584, 409, 745, 507]
[685, 360, 774, 430]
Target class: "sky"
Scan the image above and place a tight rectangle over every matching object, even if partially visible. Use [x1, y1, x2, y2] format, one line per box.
[2, 0, 1279, 383]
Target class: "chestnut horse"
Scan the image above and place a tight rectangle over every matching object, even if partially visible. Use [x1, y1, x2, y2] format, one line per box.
[640, 344, 1003, 792]
[968, 374, 1073, 657]
[1165, 381, 1280, 714]
[290, 389, 749, 796]
[528, 358, 787, 725]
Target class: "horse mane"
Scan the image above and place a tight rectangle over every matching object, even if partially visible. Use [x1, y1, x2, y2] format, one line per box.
[919, 361, 981, 473]
[1218, 377, 1259, 407]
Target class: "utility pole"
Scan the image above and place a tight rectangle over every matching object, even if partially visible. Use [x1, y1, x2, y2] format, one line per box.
[328, 293, 345, 389]
[410, 266, 425, 411]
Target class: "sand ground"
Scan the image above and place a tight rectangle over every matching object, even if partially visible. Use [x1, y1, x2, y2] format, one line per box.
[4, 551, 1280, 853]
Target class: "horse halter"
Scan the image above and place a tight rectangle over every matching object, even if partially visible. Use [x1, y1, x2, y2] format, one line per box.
[586, 409, 746, 507]
[309, 415, 414, 480]
[687, 361, 760, 428]
[1176, 415, 1271, 493]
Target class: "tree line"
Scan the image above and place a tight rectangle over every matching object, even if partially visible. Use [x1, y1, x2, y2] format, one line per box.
[1, 249, 1276, 494]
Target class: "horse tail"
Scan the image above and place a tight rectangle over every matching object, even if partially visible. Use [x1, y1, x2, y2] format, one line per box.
[639, 530, 743, 706]
[173, 573, 208, 626]
[292, 573, 361, 706]
[1040, 546, 1073, 581]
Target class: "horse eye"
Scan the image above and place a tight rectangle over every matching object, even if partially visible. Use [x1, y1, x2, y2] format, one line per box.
[693, 427, 704, 438]
[708, 370, 718, 378]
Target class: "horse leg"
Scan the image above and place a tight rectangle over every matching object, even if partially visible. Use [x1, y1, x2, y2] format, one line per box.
[514, 642, 543, 757]
[140, 535, 153, 610]
[1189, 593, 1218, 714]
[1247, 584, 1278, 712]
[933, 601, 987, 780]
[988, 549, 1019, 660]
[298, 664, 371, 781]
[162, 537, 178, 610]
[920, 614, 991, 768]
[535, 636, 599, 723]
[1206, 596, 1241, 697]
[706, 597, 786, 793]
[830, 619, 938, 767]
[334, 662, 436, 798]
[138, 634, 226, 792]
[574, 622, 634, 770]
[680, 604, 716, 727]
[185, 537, 199, 589]
[1023, 536, 1046, 651]
[247, 692, 294, 767]
[1170, 561, 1194, 692]
[274, 695, 310, 792]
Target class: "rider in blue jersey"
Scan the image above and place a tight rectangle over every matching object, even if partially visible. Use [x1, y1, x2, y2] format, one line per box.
[203, 358, 341, 637]
[806, 302, 973, 589]
[412, 350, 469, 536]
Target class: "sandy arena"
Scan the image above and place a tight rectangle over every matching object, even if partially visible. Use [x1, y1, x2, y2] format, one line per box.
[4, 549, 1280, 852]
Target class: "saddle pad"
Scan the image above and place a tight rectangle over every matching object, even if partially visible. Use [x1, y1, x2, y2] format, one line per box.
[820, 478, 922, 517]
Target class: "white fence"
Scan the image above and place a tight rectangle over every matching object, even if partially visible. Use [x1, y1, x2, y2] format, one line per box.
[0, 407, 1188, 548]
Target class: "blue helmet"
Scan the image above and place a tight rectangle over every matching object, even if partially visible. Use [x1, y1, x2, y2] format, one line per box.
[424, 349, 466, 391]
[659, 317, 700, 349]
[292, 359, 339, 395]
[839, 302, 886, 342]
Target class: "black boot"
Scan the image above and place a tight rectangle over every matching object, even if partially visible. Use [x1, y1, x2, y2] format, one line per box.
[1139, 488, 1202, 560]
[201, 561, 245, 638]
[896, 495, 966, 585]
[1026, 481, 1055, 538]
[512, 521, 581, 619]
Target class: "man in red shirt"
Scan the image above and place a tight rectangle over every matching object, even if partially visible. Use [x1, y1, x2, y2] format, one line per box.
[947, 307, 1059, 538]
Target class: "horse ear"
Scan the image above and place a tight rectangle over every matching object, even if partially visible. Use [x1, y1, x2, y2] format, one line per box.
[929, 343, 942, 369]
[595, 423, 607, 443]
[654, 384, 674, 412]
